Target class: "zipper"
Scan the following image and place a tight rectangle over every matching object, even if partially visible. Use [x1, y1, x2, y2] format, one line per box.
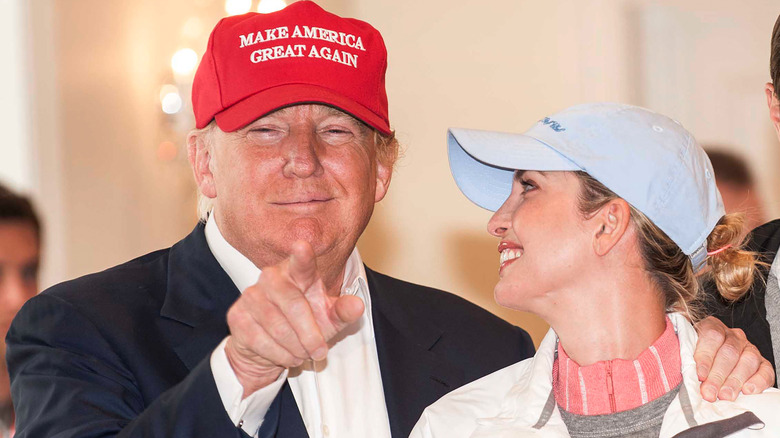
[606, 362, 616, 413]
[312, 359, 327, 438]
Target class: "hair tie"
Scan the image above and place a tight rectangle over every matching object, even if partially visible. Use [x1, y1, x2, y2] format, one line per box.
[707, 244, 732, 256]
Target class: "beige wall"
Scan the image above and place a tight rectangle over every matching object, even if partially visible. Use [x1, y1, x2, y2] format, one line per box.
[15, 0, 780, 346]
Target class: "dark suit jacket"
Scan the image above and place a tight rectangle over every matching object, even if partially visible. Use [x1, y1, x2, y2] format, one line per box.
[7, 224, 534, 437]
[704, 219, 779, 386]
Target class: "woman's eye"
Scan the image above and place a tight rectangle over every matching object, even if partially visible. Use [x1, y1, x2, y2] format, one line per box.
[521, 180, 536, 193]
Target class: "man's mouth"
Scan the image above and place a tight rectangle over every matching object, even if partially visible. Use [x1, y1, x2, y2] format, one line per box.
[272, 196, 334, 206]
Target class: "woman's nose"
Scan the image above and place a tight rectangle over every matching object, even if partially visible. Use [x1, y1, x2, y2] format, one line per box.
[487, 200, 513, 237]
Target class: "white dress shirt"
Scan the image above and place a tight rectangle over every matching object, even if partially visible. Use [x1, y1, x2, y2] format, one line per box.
[205, 215, 392, 438]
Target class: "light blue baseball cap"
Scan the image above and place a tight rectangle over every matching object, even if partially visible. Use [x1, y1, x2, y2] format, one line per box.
[448, 102, 724, 271]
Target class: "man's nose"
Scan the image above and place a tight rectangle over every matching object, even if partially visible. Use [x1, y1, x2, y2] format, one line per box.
[0, 273, 36, 313]
[282, 130, 324, 178]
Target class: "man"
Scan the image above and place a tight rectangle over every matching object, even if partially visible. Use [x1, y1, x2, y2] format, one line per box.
[706, 12, 780, 388]
[6, 3, 774, 438]
[706, 148, 766, 234]
[0, 183, 41, 436]
[8, 4, 533, 437]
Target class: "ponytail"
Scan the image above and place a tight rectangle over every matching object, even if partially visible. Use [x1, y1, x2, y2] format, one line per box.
[705, 213, 763, 301]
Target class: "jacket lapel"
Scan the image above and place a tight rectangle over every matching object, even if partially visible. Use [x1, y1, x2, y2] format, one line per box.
[160, 224, 241, 370]
[367, 267, 466, 437]
[157, 242, 462, 436]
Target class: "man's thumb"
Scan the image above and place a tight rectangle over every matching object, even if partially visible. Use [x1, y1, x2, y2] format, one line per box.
[330, 295, 364, 328]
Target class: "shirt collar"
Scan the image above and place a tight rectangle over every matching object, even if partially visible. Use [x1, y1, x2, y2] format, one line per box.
[203, 213, 371, 312]
[204, 214, 261, 293]
[478, 313, 708, 432]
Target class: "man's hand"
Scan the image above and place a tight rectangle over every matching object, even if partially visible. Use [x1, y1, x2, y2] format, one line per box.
[224, 240, 364, 398]
[693, 316, 775, 402]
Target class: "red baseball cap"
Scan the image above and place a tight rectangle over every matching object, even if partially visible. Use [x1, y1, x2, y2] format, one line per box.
[192, 1, 390, 135]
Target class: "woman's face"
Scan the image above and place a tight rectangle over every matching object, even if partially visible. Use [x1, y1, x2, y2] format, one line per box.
[487, 170, 595, 312]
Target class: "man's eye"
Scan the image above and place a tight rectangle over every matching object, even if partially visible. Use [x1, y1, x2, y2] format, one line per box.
[22, 263, 38, 281]
[249, 127, 279, 134]
[521, 180, 536, 193]
[246, 127, 284, 142]
[321, 126, 353, 134]
[319, 126, 356, 143]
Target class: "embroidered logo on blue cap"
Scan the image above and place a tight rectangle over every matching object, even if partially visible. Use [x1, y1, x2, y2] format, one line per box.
[540, 117, 566, 132]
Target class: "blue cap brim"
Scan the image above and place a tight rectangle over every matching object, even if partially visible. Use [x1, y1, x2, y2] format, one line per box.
[447, 128, 581, 211]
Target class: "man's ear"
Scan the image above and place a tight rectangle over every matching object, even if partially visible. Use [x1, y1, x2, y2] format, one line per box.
[765, 83, 780, 137]
[187, 131, 217, 199]
[592, 198, 632, 256]
[374, 159, 392, 203]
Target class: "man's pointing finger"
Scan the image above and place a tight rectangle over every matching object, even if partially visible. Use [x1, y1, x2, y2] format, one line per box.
[288, 240, 318, 290]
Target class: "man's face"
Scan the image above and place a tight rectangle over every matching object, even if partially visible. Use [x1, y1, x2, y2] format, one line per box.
[716, 181, 766, 233]
[191, 104, 391, 284]
[0, 221, 39, 341]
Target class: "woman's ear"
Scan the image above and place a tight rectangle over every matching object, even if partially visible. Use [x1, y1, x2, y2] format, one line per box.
[592, 198, 632, 256]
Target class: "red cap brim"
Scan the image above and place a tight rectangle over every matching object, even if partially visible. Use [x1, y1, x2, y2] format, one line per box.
[213, 83, 391, 135]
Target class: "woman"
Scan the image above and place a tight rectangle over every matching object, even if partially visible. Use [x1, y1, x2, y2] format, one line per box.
[411, 103, 780, 437]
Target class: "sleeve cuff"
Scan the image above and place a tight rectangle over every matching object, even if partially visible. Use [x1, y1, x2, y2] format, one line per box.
[210, 337, 289, 436]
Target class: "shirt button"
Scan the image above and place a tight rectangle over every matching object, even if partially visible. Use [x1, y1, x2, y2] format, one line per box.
[322, 424, 330, 436]
[238, 419, 244, 428]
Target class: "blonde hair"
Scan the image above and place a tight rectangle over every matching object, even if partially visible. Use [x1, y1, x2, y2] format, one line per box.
[575, 171, 760, 321]
[189, 120, 400, 222]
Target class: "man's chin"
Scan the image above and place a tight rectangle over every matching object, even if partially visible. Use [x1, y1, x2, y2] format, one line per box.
[286, 216, 325, 238]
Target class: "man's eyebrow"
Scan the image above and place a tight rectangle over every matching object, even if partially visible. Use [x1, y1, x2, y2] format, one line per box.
[321, 105, 350, 117]
[321, 106, 373, 134]
[321, 106, 364, 124]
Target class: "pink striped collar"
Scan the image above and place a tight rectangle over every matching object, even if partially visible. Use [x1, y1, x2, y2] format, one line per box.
[552, 317, 682, 415]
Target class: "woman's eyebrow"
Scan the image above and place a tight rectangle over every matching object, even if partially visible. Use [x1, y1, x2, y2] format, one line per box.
[514, 170, 549, 182]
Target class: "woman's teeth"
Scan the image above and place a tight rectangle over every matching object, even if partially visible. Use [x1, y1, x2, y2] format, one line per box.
[500, 248, 523, 264]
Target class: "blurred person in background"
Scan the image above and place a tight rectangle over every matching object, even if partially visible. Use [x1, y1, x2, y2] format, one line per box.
[705, 12, 780, 389]
[0, 183, 41, 437]
[706, 149, 766, 234]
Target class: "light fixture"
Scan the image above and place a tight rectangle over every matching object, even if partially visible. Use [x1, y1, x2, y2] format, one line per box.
[171, 48, 199, 76]
[225, 0, 252, 15]
[156, 141, 179, 162]
[159, 84, 179, 102]
[161, 92, 183, 114]
[257, 0, 287, 14]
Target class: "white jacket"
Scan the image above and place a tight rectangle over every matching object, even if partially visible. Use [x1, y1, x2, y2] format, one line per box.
[410, 313, 780, 437]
